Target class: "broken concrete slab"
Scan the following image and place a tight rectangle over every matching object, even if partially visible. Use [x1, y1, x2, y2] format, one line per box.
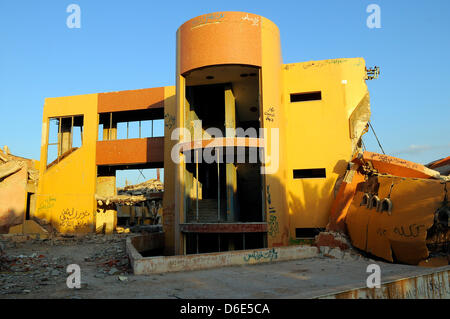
[0, 161, 23, 181]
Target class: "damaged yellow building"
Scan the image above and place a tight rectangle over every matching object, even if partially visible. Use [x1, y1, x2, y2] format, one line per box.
[32, 12, 373, 256]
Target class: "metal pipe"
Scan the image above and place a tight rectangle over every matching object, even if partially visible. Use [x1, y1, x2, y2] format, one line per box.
[71, 116, 74, 148]
[217, 148, 220, 222]
[196, 233, 199, 254]
[109, 113, 112, 140]
[58, 118, 61, 161]
[196, 149, 199, 222]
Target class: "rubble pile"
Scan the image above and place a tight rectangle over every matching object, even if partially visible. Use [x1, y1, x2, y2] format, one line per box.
[315, 231, 352, 251]
[0, 253, 67, 294]
[95, 179, 164, 228]
[118, 178, 164, 195]
[0, 234, 132, 295]
[96, 179, 163, 206]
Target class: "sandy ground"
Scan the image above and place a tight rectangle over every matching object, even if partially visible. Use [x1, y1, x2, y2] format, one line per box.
[0, 234, 448, 299]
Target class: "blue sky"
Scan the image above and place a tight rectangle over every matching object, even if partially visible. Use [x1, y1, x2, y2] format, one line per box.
[0, 0, 449, 184]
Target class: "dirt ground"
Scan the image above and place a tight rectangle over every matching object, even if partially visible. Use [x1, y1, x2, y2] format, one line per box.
[0, 234, 448, 299]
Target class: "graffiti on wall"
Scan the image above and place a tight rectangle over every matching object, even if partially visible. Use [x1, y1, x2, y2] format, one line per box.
[264, 107, 275, 122]
[164, 113, 176, 130]
[301, 58, 350, 70]
[393, 224, 426, 238]
[36, 197, 56, 221]
[243, 248, 278, 262]
[59, 208, 90, 230]
[191, 12, 225, 29]
[266, 185, 279, 237]
[241, 13, 259, 26]
[37, 197, 56, 213]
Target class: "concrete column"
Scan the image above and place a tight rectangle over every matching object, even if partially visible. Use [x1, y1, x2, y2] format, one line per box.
[60, 118, 72, 155]
[225, 86, 237, 222]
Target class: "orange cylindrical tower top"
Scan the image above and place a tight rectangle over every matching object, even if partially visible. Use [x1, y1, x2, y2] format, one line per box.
[177, 11, 278, 75]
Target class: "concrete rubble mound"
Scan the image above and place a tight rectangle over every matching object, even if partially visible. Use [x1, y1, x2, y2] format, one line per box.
[95, 179, 163, 206]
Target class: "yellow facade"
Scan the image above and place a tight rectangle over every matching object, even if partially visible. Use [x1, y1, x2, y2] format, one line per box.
[165, 12, 371, 254]
[36, 93, 98, 233]
[282, 58, 369, 241]
[35, 12, 372, 256]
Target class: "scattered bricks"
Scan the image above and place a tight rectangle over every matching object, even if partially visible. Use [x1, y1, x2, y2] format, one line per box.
[315, 231, 366, 261]
[315, 231, 351, 251]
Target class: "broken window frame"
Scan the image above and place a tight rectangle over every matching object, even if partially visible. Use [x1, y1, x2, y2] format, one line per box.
[98, 111, 164, 141]
[46, 115, 84, 169]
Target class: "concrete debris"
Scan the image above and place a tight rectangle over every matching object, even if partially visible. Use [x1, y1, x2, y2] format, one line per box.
[314, 231, 374, 261]
[95, 178, 163, 206]
[119, 178, 163, 195]
[108, 267, 119, 275]
[96, 194, 151, 206]
[0, 233, 132, 296]
[0, 161, 23, 180]
[315, 231, 352, 251]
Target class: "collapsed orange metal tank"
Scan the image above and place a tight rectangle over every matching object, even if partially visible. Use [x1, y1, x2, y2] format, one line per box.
[328, 151, 449, 265]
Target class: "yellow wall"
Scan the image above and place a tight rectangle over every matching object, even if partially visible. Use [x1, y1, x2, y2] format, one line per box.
[35, 93, 98, 233]
[33, 12, 372, 252]
[282, 58, 369, 236]
[260, 17, 288, 247]
[162, 85, 177, 254]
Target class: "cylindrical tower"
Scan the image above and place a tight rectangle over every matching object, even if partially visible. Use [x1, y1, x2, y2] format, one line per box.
[169, 12, 287, 255]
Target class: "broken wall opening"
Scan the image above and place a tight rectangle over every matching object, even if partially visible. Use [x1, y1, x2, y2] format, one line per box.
[185, 65, 261, 138]
[184, 152, 263, 223]
[182, 65, 264, 226]
[98, 109, 164, 141]
[96, 165, 163, 233]
[47, 115, 84, 168]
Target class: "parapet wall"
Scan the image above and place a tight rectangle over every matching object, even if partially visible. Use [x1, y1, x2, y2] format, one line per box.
[127, 235, 319, 275]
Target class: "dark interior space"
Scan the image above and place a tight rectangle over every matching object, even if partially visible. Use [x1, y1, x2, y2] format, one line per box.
[185, 232, 265, 254]
[186, 84, 226, 133]
[236, 163, 262, 222]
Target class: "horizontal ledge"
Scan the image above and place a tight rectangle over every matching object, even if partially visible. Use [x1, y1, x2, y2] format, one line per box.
[180, 222, 267, 233]
[178, 137, 264, 152]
